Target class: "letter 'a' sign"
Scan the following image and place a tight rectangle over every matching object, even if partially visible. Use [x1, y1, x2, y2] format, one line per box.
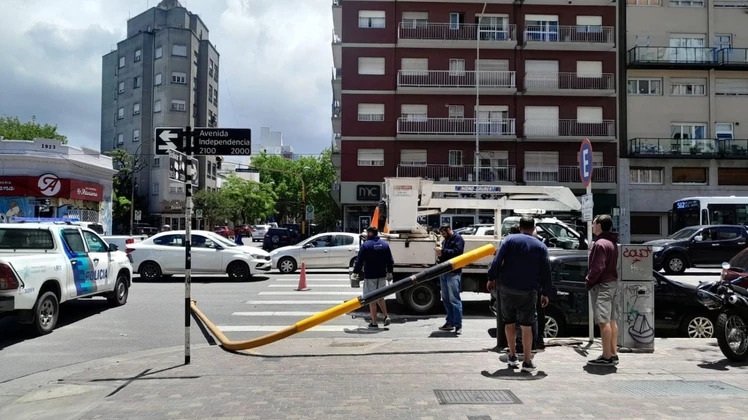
[579, 138, 593, 187]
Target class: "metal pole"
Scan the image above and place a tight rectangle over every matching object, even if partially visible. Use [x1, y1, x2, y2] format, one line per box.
[474, 2, 487, 185]
[301, 178, 306, 238]
[587, 182, 594, 344]
[184, 126, 193, 365]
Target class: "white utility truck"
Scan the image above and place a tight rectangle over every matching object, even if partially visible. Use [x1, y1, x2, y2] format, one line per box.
[0, 223, 133, 334]
[368, 177, 582, 313]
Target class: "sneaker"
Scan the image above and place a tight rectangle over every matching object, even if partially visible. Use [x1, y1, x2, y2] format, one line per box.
[521, 361, 537, 373]
[383, 316, 391, 327]
[507, 354, 520, 368]
[612, 355, 619, 365]
[454, 327, 462, 335]
[368, 322, 379, 329]
[587, 355, 615, 366]
[439, 323, 455, 331]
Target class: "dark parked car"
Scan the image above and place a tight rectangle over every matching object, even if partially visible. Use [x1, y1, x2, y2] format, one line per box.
[645, 225, 748, 274]
[543, 251, 715, 339]
[263, 227, 298, 252]
[213, 226, 235, 239]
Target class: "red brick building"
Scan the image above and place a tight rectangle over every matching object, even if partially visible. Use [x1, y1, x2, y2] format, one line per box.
[331, 0, 618, 232]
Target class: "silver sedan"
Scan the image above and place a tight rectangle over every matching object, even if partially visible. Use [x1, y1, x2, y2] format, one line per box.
[270, 232, 361, 274]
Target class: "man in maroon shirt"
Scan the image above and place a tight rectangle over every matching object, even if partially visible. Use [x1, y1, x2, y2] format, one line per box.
[585, 214, 620, 366]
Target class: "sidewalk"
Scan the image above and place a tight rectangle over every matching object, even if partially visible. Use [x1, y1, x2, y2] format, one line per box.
[1, 336, 747, 419]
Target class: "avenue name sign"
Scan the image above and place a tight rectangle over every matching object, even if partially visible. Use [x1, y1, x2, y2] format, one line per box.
[155, 127, 252, 156]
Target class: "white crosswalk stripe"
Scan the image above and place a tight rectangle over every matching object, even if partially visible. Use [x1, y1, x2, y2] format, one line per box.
[268, 284, 353, 288]
[259, 291, 360, 296]
[245, 300, 347, 305]
[232, 311, 318, 316]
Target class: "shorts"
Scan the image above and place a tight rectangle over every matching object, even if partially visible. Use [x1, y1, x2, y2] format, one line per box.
[590, 281, 620, 324]
[363, 277, 387, 295]
[500, 287, 537, 327]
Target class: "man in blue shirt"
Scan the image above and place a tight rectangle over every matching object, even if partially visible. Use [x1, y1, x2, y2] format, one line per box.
[487, 217, 552, 373]
[353, 226, 394, 328]
[435, 224, 465, 335]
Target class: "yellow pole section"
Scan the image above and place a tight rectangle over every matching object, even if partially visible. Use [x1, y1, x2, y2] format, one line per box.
[450, 244, 496, 269]
[296, 298, 362, 332]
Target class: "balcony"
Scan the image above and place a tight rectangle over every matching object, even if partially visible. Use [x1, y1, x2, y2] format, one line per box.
[719, 48, 748, 68]
[332, 0, 342, 41]
[331, 30, 341, 69]
[628, 138, 748, 159]
[397, 164, 516, 183]
[524, 166, 616, 184]
[331, 101, 341, 134]
[714, 0, 748, 7]
[331, 66, 341, 101]
[523, 25, 614, 51]
[524, 120, 615, 140]
[398, 22, 517, 49]
[397, 118, 516, 139]
[627, 46, 721, 69]
[524, 72, 615, 96]
[397, 70, 516, 94]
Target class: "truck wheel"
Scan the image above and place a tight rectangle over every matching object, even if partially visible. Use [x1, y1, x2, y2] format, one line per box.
[404, 283, 438, 314]
[107, 272, 130, 307]
[228, 261, 251, 281]
[664, 254, 687, 275]
[33, 291, 59, 335]
[139, 261, 162, 281]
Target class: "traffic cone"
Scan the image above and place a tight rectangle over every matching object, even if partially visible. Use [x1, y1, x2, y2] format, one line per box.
[295, 262, 310, 291]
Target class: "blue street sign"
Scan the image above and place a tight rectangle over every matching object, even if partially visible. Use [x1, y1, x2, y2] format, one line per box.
[579, 138, 593, 187]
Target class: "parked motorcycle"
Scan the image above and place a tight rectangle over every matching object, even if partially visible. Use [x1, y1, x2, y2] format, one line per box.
[697, 262, 748, 362]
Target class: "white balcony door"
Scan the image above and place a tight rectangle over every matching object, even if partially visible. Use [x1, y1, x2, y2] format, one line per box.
[524, 151, 559, 182]
[525, 106, 559, 136]
[526, 60, 558, 89]
[476, 106, 508, 135]
[478, 15, 508, 40]
[401, 104, 428, 121]
[478, 150, 509, 182]
[669, 35, 706, 62]
[401, 58, 428, 76]
[525, 15, 559, 42]
[476, 59, 509, 86]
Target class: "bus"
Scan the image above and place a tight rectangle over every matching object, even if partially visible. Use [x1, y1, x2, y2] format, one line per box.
[670, 196, 748, 233]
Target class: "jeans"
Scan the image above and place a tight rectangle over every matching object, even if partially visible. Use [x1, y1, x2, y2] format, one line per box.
[440, 272, 463, 328]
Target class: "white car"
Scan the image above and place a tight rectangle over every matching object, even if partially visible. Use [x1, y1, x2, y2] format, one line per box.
[251, 225, 270, 242]
[270, 232, 360, 274]
[127, 230, 271, 281]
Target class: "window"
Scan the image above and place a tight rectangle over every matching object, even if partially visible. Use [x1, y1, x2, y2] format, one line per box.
[213, 88, 218, 105]
[524, 151, 559, 181]
[133, 76, 141, 89]
[669, 35, 708, 62]
[576, 61, 602, 77]
[117, 107, 124, 119]
[627, 78, 662, 95]
[0, 229, 54, 250]
[576, 16, 602, 33]
[401, 104, 427, 121]
[118, 56, 125, 68]
[359, 10, 385, 28]
[525, 14, 559, 42]
[672, 167, 708, 184]
[193, 50, 198, 65]
[401, 58, 428, 76]
[153, 234, 184, 246]
[171, 100, 186, 111]
[155, 46, 163, 59]
[449, 12, 464, 30]
[402, 11, 428, 28]
[172, 44, 187, 57]
[630, 215, 661, 235]
[400, 149, 427, 166]
[670, 0, 704, 6]
[449, 59, 465, 76]
[117, 133, 124, 145]
[357, 103, 385, 121]
[715, 34, 732, 50]
[117, 81, 125, 94]
[62, 230, 86, 254]
[134, 49, 142, 62]
[172, 72, 187, 84]
[716, 123, 734, 139]
[214, 64, 218, 80]
[154, 100, 162, 113]
[717, 227, 742, 241]
[192, 103, 198, 118]
[155, 73, 162, 85]
[627, 0, 661, 4]
[152, 182, 159, 195]
[209, 59, 214, 77]
[83, 231, 108, 253]
[358, 57, 385, 75]
[718, 168, 748, 186]
[577, 107, 603, 123]
[133, 129, 140, 142]
[209, 85, 214, 103]
[448, 105, 464, 119]
[715, 79, 748, 96]
[333, 235, 355, 246]
[630, 168, 663, 184]
[671, 79, 706, 96]
[449, 150, 463, 166]
[154, 157, 160, 168]
[131, 103, 140, 116]
[671, 123, 706, 139]
[357, 149, 384, 166]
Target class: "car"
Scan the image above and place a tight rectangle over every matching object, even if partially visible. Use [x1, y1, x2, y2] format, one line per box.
[251, 225, 270, 242]
[234, 225, 253, 237]
[213, 226, 235, 239]
[542, 251, 715, 339]
[722, 247, 748, 284]
[102, 234, 148, 251]
[270, 232, 361, 274]
[502, 217, 587, 250]
[645, 225, 748, 274]
[263, 227, 299, 252]
[126, 230, 271, 281]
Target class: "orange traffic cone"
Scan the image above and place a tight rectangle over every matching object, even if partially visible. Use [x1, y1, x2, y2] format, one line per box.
[295, 262, 310, 291]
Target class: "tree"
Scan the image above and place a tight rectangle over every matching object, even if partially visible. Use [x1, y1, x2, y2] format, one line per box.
[192, 188, 237, 229]
[0, 116, 67, 143]
[221, 175, 277, 225]
[106, 148, 146, 234]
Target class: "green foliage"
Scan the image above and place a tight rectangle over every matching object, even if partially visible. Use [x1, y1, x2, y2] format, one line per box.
[105, 148, 145, 233]
[0, 116, 67, 143]
[193, 175, 278, 228]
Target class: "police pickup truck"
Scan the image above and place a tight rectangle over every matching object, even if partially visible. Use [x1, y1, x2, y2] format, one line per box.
[0, 223, 133, 335]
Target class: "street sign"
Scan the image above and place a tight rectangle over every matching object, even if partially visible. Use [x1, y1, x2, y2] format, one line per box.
[195, 209, 203, 219]
[581, 194, 594, 222]
[235, 168, 258, 173]
[579, 138, 593, 187]
[305, 204, 315, 221]
[134, 210, 142, 221]
[155, 127, 183, 155]
[193, 128, 252, 156]
[168, 149, 198, 185]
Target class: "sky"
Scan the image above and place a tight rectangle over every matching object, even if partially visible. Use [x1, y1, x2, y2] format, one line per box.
[0, 0, 334, 156]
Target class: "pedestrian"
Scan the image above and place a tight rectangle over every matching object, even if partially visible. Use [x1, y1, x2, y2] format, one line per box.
[585, 214, 620, 366]
[435, 224, 465, 335]
[352, 226, 394, 329]
[487, 216, 551, 373]
[235, 230, 244, 245]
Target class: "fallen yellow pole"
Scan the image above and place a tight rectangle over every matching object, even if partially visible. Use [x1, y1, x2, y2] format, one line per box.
[191, 243, 497, 351]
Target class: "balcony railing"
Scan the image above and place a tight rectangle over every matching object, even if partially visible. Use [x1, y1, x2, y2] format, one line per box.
[397, 164, 516, 183]
[397, 118, 516, 136]
[524, 72, 615, 90]
[558, 166, 616, 183]
[398, 70, 516, 88]
[523, 25, 614, 44]
[719, 48, 748, 65]
[524, 120, 615, 137]
[628, 46, 718, 65]
[714, 0, 748, 7]
[398, 22, 517, 42]
[628, 138, 748, 158]
[524, 169, 559, 182]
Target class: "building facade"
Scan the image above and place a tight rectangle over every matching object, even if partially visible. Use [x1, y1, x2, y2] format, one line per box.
[331, 0, 619, 232]
[101, 0, 220, 229]
[620, 0, 748, 243]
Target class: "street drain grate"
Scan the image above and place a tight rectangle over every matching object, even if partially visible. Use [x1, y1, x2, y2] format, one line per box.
[434, 389, 521, 405]
[617, 381, 747, 396]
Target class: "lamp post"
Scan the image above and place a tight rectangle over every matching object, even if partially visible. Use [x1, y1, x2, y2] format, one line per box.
[474, 2, 488, 185]
[252, 166, 310, 238]
[129, 143, 143, 235]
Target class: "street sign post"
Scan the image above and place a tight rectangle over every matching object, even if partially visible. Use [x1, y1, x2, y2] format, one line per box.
[195, 209, 203, 219]
[134, 210, 142, 222]
[581, 194, 593, 222]
[305, 204, 315, 222]
[580, 138, 594, 344]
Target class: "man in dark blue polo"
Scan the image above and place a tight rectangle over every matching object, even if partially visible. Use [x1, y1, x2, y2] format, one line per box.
[435, 224, 465, 335]
[353, 226, 394, 328]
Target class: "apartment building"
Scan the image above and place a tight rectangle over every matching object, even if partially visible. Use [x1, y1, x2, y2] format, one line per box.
[620, 0, 748, 242]
[101, 0, 220, 228]
[331, 0, 618, 232]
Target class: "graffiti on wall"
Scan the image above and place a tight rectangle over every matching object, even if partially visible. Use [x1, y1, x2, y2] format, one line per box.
[623, 284, 655, 344]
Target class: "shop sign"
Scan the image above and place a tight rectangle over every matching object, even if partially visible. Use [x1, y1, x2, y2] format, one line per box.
[356, 184, 381, 201]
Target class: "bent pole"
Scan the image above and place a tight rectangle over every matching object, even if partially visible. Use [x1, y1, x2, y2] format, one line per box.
[191, 243, 498, 351]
